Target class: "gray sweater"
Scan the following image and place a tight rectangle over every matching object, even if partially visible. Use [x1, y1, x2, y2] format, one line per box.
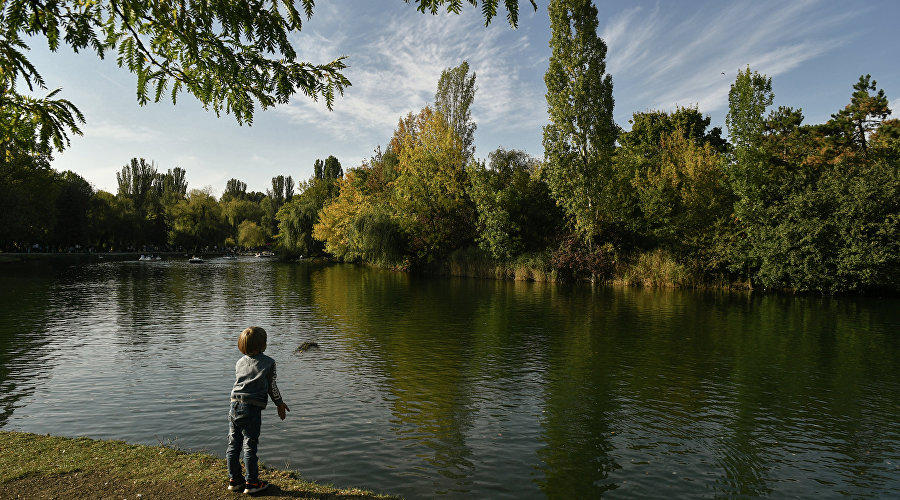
[230, 353, 284, 408]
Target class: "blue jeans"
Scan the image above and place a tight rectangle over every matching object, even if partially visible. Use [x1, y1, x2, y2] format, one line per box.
[226, 401, 263, 483]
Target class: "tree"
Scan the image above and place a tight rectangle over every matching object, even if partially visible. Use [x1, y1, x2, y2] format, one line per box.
[616, 106, 730, 247]
[313, 169, 377, 261]
[115, 157, 169, 244]
[391, 107, 473, 262]
[53, 170, 94, 249]
[97, 191, 140, 249]
[313, 150, 407, 266]
[314, 156, 343, 180]
[314, 159, 324, 180]
[155, 167, 188, 203]
[726, 67, 773, 156]
[262, 174, 294, 237]
[1, 1, 351, 126]
[237, 220, 267, 249]
[278, 155, 343, 257]
[743, 79, 900, 292]
[410, 1, 537, 27]
[830, 74, 892, 156]
[542, 0, 617, 248]
[116, 158, 157, 213]
[725, 67, 774, 263]
[88, 190, 120, 250]
[269, 175, 294, 208]
[630, 129, 733, 275]
[0, 27, 84, 162]
[323, 155, 343, 181]
[467, 148, 561, 259]
[222, 179, 248, 202]
[435, 61, 477, 162]
[222, 197, 265, 243]
[84, 190, 128, 250]
[620, 106, 726, 154]
[0, 85, 84, 163]
[168, 188, 226, 250]
[277, 177, 335, 257]
[0, 154, 58, 250]
[871, 119, 900, 150]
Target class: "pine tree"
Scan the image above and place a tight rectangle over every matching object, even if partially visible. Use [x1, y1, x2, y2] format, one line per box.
[830, 74, 892, 156]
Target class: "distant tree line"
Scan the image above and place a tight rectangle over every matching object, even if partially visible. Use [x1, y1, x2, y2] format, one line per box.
[0, 152, 333, 254]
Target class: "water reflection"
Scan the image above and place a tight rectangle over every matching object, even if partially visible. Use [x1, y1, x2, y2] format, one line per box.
[0, 261, 898, 498]
[0, 263, 60, 427]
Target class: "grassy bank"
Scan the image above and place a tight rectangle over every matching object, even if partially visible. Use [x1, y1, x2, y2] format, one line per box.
[0, 431, 399, 499]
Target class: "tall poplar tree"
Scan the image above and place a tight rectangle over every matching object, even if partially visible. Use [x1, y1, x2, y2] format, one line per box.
[726, 67, 773, 157]
[116, 158, 158, 213]
[435, 61, 478, 162]
[725, 67, 774, 230]
[542, 0, 617, 247]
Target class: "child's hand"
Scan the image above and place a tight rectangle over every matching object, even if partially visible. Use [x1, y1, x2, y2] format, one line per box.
[277, 403, 290, 420]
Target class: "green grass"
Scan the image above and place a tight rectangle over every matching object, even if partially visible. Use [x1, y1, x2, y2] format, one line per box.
[0, 431, 400, 499]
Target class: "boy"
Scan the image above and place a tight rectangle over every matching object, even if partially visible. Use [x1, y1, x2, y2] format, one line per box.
[226, 326, 290, 494]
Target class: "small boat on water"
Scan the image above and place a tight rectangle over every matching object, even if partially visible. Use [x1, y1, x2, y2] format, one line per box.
[139, 254, 161, 261]
[188, 256, 204, 263]
[255, 251, 275, 258]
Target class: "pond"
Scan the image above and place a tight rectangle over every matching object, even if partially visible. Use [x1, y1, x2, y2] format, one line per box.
[1, 259, 898, 498]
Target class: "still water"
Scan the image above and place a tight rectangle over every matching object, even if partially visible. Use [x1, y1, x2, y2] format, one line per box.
[1, 259, 898, 498]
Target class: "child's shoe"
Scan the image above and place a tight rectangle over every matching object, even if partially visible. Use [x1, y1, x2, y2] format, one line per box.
[243, 480, 269, 494]
[227, 479, 246, 492]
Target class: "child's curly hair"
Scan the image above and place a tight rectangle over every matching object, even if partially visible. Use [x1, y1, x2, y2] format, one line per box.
[238, 326, 267, 355]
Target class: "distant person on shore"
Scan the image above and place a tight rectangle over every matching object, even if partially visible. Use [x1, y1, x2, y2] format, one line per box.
[226, 326, 290, 494]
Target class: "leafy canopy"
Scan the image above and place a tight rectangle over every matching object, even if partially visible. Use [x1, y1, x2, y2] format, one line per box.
[1, 0, 350, 126]
[409, 0, 537, 28]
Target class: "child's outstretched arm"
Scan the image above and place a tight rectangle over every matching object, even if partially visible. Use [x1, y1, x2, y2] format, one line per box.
[268, 363, 289, 420]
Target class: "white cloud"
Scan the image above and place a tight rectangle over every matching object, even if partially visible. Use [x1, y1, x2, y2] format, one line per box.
[603, 0, 856, 124]
[891, 99, 900, 119]
[86, 120, 163, 143]
[275, 6, 546, 155]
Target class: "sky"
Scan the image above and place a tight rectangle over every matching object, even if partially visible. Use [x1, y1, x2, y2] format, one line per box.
[25, 0, 900, 196]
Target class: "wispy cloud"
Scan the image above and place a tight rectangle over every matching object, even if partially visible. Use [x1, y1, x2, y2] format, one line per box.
[275, 6, 545, 159]
[86, 120, 162, 142]
[603, 0, 857, 124]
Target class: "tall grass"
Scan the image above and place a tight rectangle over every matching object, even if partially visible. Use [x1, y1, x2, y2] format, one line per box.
[618, 249, 695, 287]
[446, 246, 496, 278]
[446, 248, 559, 282]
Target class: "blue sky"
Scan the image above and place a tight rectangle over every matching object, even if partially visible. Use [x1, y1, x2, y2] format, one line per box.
[27, 0, 900, 195]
